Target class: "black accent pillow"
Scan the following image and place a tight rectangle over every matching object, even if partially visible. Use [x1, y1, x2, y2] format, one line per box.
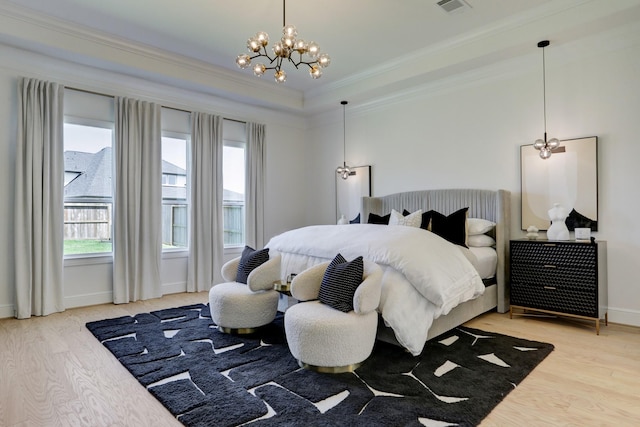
[349, 213, 361, 224]
[403, 209, 433, 230]
[368, 213, 390, 225]
[236, 246, 269, 284]
[318, 254, 364, 313]
[430, 207, 469, 248]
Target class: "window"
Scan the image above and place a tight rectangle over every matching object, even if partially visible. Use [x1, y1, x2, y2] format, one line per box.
[223, 140, 245, 248]
[162, 174, 178, 186]
[162, 135, 189, 250]
[63, 121, 114, 256]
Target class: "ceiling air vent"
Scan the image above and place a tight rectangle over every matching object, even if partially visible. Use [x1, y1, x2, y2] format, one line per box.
[436, 0, 470, 14]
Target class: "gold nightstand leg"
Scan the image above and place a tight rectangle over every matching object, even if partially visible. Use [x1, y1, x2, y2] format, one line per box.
[596, 319, 600, 335]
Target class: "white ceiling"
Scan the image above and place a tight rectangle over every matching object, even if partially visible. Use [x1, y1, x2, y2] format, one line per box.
[2, 0, 640, 114]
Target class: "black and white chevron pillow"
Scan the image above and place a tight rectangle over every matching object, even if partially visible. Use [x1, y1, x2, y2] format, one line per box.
[236, 246, 269, 284]
[318, 253, 364, 312]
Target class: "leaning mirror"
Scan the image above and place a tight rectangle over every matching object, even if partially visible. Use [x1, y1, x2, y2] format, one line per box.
[336, 165, 371, 224]
[521, 136, 598, 231]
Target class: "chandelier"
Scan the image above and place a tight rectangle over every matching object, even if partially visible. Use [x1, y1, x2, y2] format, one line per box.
[235, 0, 330, 84]
[336, 101, 351, 180]
[533, 40, 559, 159]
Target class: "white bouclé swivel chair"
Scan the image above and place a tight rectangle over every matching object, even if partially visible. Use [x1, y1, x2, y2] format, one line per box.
[284, 256, 383, 373]
[209, 249, 281, 334]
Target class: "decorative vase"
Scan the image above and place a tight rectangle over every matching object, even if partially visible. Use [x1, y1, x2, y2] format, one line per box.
[526, 225, 539, 240]
[546, 203, 570, 241]
[337, 214, 348, 225]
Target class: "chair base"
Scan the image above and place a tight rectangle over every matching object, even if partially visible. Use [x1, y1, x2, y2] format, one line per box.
[298, 360, 362, 374]
[217, 325, 258, 335]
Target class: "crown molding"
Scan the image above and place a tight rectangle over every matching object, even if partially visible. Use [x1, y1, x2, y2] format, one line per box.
[308, 14, 640, 129]
[2, 0, 640, 118]
[0, 43, 309, 130]
[0, 2, 305, 114]
[303, 0, 640, 114]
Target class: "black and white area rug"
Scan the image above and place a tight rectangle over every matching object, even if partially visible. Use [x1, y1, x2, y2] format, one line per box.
[86, 304, 554, 427]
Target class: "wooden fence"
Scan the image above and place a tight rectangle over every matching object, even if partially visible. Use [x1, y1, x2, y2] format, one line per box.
[63, 203, 111, 241]
[65, 202, 244, 247]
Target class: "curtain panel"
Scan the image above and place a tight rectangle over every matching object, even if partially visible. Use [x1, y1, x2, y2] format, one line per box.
[245, 122, 266, 249]
[113, 97, 163, 303]
[14, 77, 65, 318]
[187, 112, 224, 292]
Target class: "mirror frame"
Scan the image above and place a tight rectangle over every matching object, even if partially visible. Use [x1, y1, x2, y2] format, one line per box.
[520, 136, 598, 231]
[336, 165, 371, 224]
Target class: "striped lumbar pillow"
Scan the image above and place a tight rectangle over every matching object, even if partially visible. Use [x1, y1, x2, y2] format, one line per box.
[318, 253, 364, 312]
[236, 246, 269, 284]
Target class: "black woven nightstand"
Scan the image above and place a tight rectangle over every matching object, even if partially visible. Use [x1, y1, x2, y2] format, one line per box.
[509, 239, 608, 334]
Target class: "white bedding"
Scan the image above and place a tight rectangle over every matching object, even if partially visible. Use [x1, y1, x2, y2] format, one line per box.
[468, 246, 498, 280]
[266, 224, 485, 355]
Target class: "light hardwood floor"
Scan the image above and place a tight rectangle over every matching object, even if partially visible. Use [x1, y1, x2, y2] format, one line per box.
[1, 293, 639, 426]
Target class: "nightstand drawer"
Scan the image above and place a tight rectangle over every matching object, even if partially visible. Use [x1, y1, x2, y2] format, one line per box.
[511, 263, 596, 291]
[510, 284, 597, 318]
[511, 241, 596, 268]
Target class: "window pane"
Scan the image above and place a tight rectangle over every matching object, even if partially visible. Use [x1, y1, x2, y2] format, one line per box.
[162, 136, 188, 249]
[223, 144, 245, 248]
[64, 123, 113, 255]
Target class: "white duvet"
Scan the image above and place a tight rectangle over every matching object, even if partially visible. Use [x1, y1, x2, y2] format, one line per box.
[266, 224, 485, 355]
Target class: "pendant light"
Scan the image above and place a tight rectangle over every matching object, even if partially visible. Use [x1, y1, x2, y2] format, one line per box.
[336, 100, 351, 180]
[533, 40, 559, 159]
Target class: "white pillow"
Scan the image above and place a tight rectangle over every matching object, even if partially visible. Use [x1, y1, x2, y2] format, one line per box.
[389, 209, 423, 228]
[467, 218, 496, 235]
[467, 234, 496, 247]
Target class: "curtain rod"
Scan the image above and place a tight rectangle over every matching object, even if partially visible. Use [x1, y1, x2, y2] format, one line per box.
[65, 86, 246, 123]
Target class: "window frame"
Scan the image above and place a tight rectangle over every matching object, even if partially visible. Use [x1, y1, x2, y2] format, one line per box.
[161, 131, 190, 253]
[63, 117, 115, 260]
[223, 138, 247, 250]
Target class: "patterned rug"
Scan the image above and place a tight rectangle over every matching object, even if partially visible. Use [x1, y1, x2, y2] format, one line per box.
[86, 304, 554, 426]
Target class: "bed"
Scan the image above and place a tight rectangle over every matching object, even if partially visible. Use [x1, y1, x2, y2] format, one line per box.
[266, 188, 511, 355]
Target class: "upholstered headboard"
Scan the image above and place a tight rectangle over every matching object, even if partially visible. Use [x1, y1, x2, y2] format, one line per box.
[361, 189, 511, 313]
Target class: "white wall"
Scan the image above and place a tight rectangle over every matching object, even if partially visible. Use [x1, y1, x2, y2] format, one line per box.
[307, 23, 640, 327]
[0, 44, 308, 317]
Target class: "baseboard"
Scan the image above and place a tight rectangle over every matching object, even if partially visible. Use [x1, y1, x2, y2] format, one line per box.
[162, 281, 187, 295]
[1, 283, 193, 319]
[608, 307, 640, 328]
[63, 283, 188, 309]
[65, 291, 113, 309]
[0, 303, 14, 319]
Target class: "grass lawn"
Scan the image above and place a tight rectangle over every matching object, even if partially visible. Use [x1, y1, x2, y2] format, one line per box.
[64, 240, 184, 255]
[64, 240, 112, 255]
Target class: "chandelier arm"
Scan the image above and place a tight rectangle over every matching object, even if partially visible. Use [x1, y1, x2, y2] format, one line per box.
[287, 57, 302, 69]
[293, 60, 318, 68]
[249, 52, 275, 63]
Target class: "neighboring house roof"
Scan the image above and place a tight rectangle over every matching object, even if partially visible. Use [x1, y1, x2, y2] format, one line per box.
[64, 148, 190, 200]
[162, 161, 185, 175]
[64, 148, 113, 198]
[224, 189, 243, 202]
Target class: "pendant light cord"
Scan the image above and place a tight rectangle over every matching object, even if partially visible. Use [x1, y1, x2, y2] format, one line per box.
[283, 0, 286, 27]
[343, 103, 346, 166]
[542, 45, 547, 137]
